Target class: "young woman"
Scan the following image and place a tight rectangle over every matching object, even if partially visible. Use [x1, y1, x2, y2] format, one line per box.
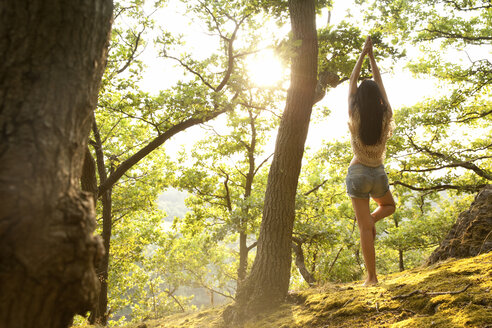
[346, 36, 396, 285]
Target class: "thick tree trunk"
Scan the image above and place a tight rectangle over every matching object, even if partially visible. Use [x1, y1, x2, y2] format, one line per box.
[225, 0, 317, 322]
[0, 1, 112, 327]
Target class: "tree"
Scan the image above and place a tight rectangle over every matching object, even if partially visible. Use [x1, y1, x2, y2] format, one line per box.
[225, 0, 319, 321]
[84, 0, 288, 323]
[173, 99, 278, 288]
[0, 1, 113, 327]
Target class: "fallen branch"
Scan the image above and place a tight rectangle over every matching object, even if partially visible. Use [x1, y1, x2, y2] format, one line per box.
[391, 283, 472, 300]
[392, 290, 419, 299]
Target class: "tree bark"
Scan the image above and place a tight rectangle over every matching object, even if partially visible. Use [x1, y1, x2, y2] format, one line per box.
[225, 0, 317, 322]
[0, 1, 113, 327]
[82, 145, 98, 205]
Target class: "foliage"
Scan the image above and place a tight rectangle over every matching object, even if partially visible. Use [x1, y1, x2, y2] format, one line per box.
[170, 96, 281, 291]
[361, 0, 492, 192]
[317, 23, 403, 85]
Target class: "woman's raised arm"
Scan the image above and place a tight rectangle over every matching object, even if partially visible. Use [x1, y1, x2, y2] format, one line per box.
[367, 39, 392, 115]
[348, 36, 371, 113]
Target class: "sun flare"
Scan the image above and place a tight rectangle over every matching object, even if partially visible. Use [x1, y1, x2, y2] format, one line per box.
[246, 50, 286, 87]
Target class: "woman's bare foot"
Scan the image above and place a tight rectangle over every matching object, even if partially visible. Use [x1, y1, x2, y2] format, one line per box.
[363, 278, 379, 286]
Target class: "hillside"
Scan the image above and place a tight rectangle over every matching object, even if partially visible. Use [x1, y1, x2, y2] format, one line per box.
[104, 252, 492, 328]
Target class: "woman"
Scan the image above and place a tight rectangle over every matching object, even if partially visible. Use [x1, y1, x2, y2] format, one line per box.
[346, 36, 396, 285]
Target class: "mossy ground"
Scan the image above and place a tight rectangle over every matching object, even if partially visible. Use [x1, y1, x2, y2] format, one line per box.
[81, 253, 492, 328]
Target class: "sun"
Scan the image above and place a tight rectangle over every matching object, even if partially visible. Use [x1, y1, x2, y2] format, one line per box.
[246, 49, 286, 87]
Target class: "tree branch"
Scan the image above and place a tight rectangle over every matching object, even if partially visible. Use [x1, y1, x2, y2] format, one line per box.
[400, 158, 492, 174]
[391, 181, 486, 193]
[327, 246, 344, 275]
[247, 241, 258, 252]
[421, 28, 492, 44]
[313, 71, 346, 104]
[198, 0, 226, 41]
[215, 14, 251, 92]
[304, 179, 329, 196]
[164, 289, 186, 312]
[292, 239, 316, 286]
[407, 136, 492, 180]
[442, 0, 492, 11]
[253, 153, 274, 176]
[116, 29, 145, 75]
[164, 54, 217, 91]
[98, 102, 236, 197]
[219, 167, 233, 212]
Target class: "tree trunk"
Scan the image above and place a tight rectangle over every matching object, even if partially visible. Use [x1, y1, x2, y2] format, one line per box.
[398, 249, 405, 272]
[89, 119, 113, 325]
[237, 108, 259, 287]
[225, 0, 317, 322]
[0, 1, 113, 327]
[292, 240, 316, 286]
[95, 186, 112, 325]
[82, 146, 98, 204]
[393, 216, 405, 272]
[238, 231, 249, 284]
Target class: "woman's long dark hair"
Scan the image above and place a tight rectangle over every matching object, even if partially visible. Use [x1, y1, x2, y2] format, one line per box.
[354, 79, 388, 145]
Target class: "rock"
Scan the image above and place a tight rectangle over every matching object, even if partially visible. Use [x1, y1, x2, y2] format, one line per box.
[427, 184, 492, 265]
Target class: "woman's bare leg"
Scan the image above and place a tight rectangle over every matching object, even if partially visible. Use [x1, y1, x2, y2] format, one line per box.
[371, 190, 396, 222]
[351, 197, 378, 285]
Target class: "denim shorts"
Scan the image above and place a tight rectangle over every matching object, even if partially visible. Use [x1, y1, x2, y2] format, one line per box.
[345, 164, 389, 199]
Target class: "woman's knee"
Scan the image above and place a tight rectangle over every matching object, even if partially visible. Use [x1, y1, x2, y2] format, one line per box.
[385, 203, 396, 215]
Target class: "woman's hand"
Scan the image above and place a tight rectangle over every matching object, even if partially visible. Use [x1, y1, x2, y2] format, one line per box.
[363, 36, 373, 57]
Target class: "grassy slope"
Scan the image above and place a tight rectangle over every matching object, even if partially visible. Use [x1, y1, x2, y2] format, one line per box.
[102, 252, 492, 328]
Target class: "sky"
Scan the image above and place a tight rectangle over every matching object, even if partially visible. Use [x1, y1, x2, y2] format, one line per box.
[137, 0, 444, 155]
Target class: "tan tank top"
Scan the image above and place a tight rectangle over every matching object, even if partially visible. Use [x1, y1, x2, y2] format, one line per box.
[348, 108, 395, 167]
